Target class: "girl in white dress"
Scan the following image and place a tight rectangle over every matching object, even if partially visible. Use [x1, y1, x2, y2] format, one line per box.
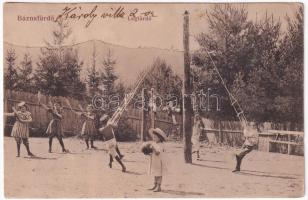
[192, 114, 204, 159]
[142, 128, 167, 192]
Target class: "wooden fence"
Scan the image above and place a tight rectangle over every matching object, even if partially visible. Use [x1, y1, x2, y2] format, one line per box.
[258, 130, 304, 156]
[4, 90, 88, 137]
[3, 90, 304, 155]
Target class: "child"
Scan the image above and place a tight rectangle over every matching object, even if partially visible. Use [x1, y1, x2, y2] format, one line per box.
[192, 113, 204, 159]
[98, 111, 124, 159]
[142, 128, 167, 192]
[75, 104, 97, 149]
[5, 102, 34, 157]
[232, 122, 258, 172]
[100, 121, 126, 172]
[40, 99, 69, 153]
[162, 100, 180, 137]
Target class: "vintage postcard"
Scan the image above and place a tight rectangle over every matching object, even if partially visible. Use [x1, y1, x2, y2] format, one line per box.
[2, 2, 304, 198]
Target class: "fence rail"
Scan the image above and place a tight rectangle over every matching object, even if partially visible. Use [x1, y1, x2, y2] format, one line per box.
[3, 90, 304, 155]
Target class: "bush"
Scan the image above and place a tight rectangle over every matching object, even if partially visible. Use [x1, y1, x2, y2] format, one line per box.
[115, 116, 138, 142]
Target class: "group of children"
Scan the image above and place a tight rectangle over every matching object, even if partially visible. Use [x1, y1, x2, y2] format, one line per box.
[5, 99, 257, 192]
[5, 100, 125, 168]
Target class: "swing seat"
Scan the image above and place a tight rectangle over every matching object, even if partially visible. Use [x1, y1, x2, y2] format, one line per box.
[99, 124, 115, 141]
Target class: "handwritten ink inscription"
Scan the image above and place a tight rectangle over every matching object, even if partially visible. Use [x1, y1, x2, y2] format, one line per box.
[55, 5, 157, 27]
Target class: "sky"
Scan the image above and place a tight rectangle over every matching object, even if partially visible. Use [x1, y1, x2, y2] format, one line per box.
[4, 3, 301, 51]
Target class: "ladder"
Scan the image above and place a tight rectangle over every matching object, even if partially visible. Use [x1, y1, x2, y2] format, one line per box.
[204, 49, 248, 127]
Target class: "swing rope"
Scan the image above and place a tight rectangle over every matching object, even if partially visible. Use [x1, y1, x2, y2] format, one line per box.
[202, 48, 248, 127]
[109, 64, 157, 126]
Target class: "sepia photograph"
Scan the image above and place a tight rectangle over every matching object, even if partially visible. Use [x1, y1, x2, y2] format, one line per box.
[2, 1, 305, 198]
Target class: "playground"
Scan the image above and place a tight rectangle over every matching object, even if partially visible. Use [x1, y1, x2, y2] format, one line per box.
[4, 137, 304, 198]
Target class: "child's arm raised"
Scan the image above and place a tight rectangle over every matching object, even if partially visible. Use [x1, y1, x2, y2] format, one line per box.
[40, 102, 51, 110]
[4, 112, 15, 117]
[53, 107, 63, 118]
[100, 114, 109, 122]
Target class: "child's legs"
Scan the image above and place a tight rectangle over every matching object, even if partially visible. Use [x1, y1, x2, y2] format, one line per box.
[108, 154, 113, 168]
[237, 145, 253, 159]
[115, 155, 126, 171]
[22, 138, 31, 152]
[15, 137, 22, 156]
[84, 135, 89, 148]
[56, 135, 66, 150]
[90, 135, 96, 147]
[15, 137, 22, 144]
[115, 145, 123, 157]
[154, 176, 162, 191]
[109, 154, 113, 163]
[157, 176, 162, 185]
[148, 176, 158, 190]
[22, 138, 29, 145]
[49, 135, 54, 150]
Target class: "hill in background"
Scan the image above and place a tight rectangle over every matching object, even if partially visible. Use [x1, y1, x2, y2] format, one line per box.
[4, 40, 184, 85]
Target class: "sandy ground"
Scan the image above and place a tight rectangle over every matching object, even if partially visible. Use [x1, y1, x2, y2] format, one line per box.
[4, 137, 304, 198]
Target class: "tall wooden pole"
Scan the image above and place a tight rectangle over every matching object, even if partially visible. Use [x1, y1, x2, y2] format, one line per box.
[141, 88, 147, 141]
[183, 10, 193, 163]
[150, 88, 155, 128]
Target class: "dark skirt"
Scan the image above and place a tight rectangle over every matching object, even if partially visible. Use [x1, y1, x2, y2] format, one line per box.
[81, 120, 96, 136]
[46, 119, 63, 136]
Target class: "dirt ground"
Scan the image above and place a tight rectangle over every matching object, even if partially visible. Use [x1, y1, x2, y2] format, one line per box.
[4, 137, 304, 198]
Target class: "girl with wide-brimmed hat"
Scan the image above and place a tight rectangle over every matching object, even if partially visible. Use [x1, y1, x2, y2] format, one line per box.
[141, 127, 167, 192]
[4, 101, 34, 157]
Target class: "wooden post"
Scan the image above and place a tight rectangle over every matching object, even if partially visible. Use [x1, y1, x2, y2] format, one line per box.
[141, 88, 147, 141]
[287, 134, 291, 155]
[183, 11, 193, 163]
[219, 120, 222, 145]
[150, 88, 155, 128]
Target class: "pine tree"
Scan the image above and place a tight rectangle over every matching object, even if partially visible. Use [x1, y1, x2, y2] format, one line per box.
[142, 58, 182, 106]
[192, 4, 253, 120]
[274, 6, 303, 127]
[17, 53, 34, 92]
[100, 49, 118, 97]
[34, 20, 86, 98]
[87, 43, 101, 96]
[4, 49, 18, 90]
[192, 4, 290, 123]
[231, 13, 282, 123]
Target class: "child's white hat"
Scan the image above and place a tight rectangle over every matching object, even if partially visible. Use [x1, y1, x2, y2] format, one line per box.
[149, 128, 167, 142]
[17, 101, 26, 108]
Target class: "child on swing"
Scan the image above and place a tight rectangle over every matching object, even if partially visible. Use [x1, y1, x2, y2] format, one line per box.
[141, 128, 167, 192]
[5, 101, 34, 157]
[232, 122, 258, 172]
